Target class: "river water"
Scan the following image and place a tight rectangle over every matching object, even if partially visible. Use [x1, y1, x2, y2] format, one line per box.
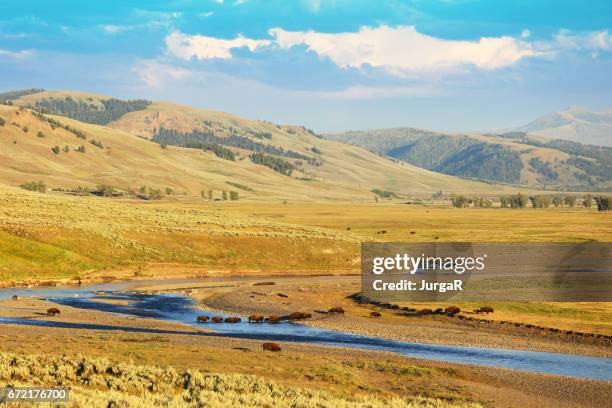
[0, 280, 610, 381]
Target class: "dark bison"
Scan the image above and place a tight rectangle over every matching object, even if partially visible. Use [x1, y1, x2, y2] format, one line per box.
[445, 306, 461, 315]
[370, 311, 381, 318]
[248, 314, 264, 323]
[328, 307, 345, 314]
[265, 315, 281, 323]
[288, 312, 312, 321]
[433, 308, 444, 315]
[197, 315, 209, 323]
[224, 317, 241, 323]
[417, 308, 432, 316]
[262, 342, 281, 352]
[476, 306, 494, 314]
[47, 307, 60, 316]
[211, 316, 224, 323]
[12, 295, 19, 300]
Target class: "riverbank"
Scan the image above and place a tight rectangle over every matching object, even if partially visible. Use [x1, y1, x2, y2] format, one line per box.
[0, 302, 609, 408]
[171, 275, 612, 358]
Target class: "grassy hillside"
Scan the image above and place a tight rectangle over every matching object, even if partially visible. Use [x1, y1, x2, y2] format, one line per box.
[1, 91, 525, 200]
[326, 128, 612, 191]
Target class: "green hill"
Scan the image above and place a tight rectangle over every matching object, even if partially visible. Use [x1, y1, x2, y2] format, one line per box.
[326, 128, 612, 192]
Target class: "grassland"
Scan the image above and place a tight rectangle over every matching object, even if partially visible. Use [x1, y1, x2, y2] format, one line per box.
[0, 184, 610, 283]
[0, 351, 483, 408]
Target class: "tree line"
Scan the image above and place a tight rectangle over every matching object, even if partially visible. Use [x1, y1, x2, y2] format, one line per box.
[152, 128, 315, 162]
[450, 193, 609, 211]
[33, 97, 151, 125]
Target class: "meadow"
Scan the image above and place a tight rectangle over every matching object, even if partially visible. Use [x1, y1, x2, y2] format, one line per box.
[0, 185, 610, 283]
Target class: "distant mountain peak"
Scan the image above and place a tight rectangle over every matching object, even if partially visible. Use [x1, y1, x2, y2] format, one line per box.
[510, 106, 612, 147]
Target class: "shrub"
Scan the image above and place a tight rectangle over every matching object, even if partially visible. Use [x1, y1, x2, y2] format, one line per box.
[0, 116, 7, 126]
[20, 180, 47, 193]
[37, 131, 45, 138]
[229, 191, 239, 200]
[148, 188, 163, 200]
[51, 146, 61, 154]
[95, 184, 115, 197]
[89, 139, 104, 149]
[75, 145, 86, 153]
[450, 195, 469, 208]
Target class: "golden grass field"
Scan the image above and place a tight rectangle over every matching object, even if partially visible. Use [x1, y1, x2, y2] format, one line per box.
[0, 184, 610, 283]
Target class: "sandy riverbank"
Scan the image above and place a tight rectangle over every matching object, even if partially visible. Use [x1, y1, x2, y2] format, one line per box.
[149, 275, 612, 357]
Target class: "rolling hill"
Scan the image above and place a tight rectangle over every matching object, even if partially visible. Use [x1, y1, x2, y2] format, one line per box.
[0, 89, 523, 201]
[508, 106, 612, 147]
[326, 128, 612, 192]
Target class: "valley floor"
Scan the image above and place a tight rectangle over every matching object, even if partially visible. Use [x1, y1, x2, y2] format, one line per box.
[0, 290, 610, 408]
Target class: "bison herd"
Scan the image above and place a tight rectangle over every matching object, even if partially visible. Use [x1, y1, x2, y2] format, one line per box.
[196, 307, 345, 326]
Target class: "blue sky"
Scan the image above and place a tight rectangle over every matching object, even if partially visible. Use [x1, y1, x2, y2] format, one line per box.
[1, 0, 611, 132]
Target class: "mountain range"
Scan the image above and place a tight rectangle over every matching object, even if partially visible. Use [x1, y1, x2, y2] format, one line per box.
[0, 89, 522, 202]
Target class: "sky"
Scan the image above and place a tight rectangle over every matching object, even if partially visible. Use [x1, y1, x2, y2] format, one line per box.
[1, 0, 611, 132]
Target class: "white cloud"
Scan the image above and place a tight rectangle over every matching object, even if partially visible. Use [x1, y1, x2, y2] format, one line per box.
[0, 49, 33, 60]
[554, 29, 612, 52]
[134, 60, 191, 87]
[234, 0, 248, 5]
[199, 11, 214, 18]
[102, 24, 126, 34]
[269, 25, 537, 73]
[521, 29, 531, 39]
[301, 84, 442, 100]
[165, 31, 271, 60]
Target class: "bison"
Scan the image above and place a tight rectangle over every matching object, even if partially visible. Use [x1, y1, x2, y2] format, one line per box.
[476, 306, 494, 314]
[224, 317, 241, 323]
[370, 311, 381, 318]
[265, 315, 281, 323]
[417, 308, 432, 316]
[262, 342, 281, 352]
[445, 306, 461, 315]
[47, 307, 60, 316]
[11, 295, 19, 301]
[197, 315, 209, 323]
[328, 307, 345, 314]
[248, 314, 264, 323]
[288, 312, 312, 321]
[211, 316, 224, 323]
